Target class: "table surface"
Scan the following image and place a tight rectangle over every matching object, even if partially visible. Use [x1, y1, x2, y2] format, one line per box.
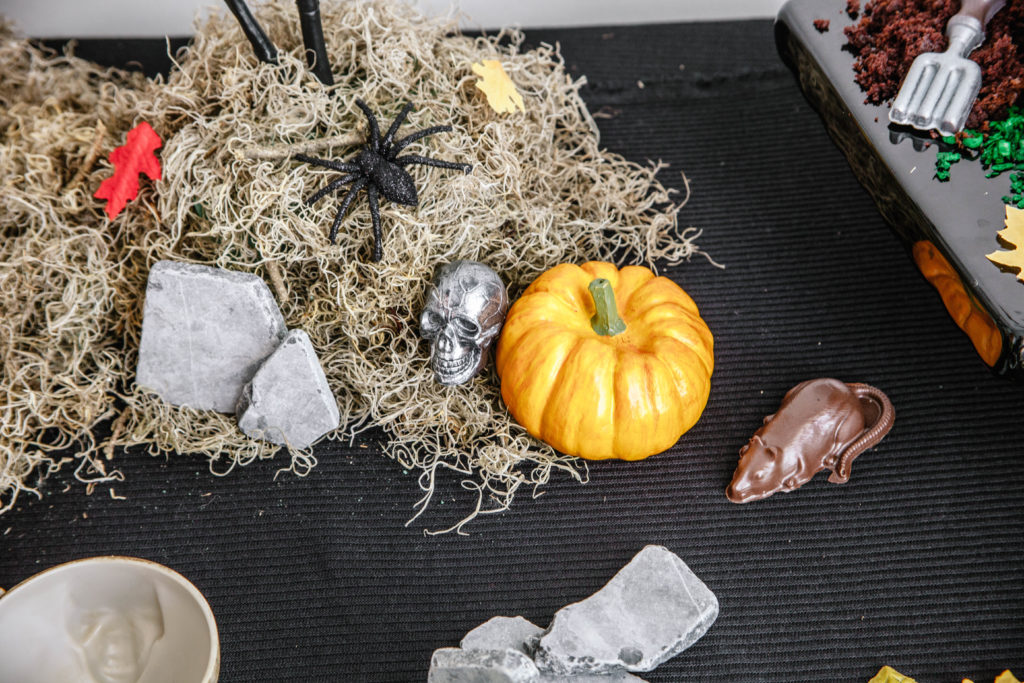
[5, 19, 1024, 683]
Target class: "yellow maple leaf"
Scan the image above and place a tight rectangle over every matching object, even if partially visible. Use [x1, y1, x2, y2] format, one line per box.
[471, 60, 525, 114]
[987, 205, 1024, 282]
[869, 666, 917, 683]
[963, 670, 1019, 683]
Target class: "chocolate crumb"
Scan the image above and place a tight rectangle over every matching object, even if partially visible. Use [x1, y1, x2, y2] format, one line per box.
[844, 0, 1024, 127]
[846, 0, 860, 19]
[814, 18, 830, 33]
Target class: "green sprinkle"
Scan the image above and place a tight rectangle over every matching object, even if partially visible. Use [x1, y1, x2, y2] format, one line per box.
[934, 150, 962, 181]
[933, 107, 1024, 208]
[1008, 172, 1024, 208]
[963, 134, 984, 149]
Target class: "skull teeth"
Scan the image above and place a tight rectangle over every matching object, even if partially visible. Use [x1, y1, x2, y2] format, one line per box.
[435, 354, 473, 371]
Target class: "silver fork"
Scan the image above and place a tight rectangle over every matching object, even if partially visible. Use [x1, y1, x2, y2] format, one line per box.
[889, 0, 1006, 136]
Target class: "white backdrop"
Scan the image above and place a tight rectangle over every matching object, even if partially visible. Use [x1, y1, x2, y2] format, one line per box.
[0, 0, 787, 38]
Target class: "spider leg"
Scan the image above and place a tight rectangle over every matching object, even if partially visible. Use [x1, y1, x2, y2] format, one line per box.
[388, 126, 452, 159]
[367, 184, 383, 262]
[305, 173, 358, 205]
[380, 102, 415, 154]
[295, 154, 359, 173]
[355, 99, 382, 152]
[327, 177, 368, 244]
[395, 154, 473, 174]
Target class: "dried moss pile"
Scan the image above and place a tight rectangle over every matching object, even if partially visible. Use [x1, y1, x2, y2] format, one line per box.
[0, 22, 151, 512]
[0, 1, 702, 530]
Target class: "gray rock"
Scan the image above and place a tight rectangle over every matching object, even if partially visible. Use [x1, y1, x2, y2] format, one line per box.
[461, 617, 545, 656]
[534, 546, 718, 675]
[428, 648, 539, 682]
[136, 260, 286, 412]
[236, 329, 339, 449]
[538, 674, 647, 682]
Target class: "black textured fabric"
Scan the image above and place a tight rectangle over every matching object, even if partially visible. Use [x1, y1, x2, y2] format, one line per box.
[7, 20, 1024, 682]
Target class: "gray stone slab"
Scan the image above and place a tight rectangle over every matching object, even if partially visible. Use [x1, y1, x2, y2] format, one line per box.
[534, 546, 718, 675]
[236, 329, 339, 449]
[136, 260, 286, 412]
[461, 616, 545, 656]
[428, 648, 539, 683]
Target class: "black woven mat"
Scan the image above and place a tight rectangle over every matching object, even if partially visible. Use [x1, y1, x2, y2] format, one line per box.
[6, 20, 1024, 682]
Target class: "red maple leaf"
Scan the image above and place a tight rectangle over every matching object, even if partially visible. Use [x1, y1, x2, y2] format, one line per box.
[94, 121, 163, 220]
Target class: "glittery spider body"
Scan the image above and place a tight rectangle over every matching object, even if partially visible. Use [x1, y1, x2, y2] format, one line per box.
[295, 99, 473, 261]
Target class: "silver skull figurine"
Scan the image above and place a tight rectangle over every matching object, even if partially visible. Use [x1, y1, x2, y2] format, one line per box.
[420, 260, 509, 385]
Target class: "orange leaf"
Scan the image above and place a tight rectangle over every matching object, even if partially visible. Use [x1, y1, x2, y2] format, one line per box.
[94, 121, 163, 220]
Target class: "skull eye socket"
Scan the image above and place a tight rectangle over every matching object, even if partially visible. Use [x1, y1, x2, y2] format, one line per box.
[68, 610, 103, 643]
[422, 310, 444, 332]
[452, 316, 480, 337]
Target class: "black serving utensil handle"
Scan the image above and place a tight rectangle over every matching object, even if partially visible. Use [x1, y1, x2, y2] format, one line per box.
[296, 0, 334, 86]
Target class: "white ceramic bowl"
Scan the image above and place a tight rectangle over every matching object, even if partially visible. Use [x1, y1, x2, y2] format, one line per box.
[0, 556, 219, 683]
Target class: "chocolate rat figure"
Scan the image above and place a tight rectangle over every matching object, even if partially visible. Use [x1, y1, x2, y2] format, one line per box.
[726, 378, 894, 503]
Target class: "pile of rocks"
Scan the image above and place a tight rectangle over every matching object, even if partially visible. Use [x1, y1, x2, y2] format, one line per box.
[136, 261, 339, 449]
[428, 546, 718, 682]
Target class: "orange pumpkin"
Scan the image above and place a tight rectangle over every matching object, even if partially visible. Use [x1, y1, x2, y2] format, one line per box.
[495, 261, 713, 461]
[912, 241, 1002, 367]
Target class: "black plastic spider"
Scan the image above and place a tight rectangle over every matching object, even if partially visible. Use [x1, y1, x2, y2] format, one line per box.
[295, 99, 473, 262]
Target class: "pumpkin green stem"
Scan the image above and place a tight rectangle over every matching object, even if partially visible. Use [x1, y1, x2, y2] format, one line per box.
[589, 278, 627, 336]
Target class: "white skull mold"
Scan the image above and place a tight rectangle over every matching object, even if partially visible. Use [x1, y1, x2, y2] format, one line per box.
[420, 261, 508, 385]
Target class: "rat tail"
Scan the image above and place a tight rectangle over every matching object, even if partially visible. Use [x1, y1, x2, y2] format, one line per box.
[828, 383, 895, 484]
